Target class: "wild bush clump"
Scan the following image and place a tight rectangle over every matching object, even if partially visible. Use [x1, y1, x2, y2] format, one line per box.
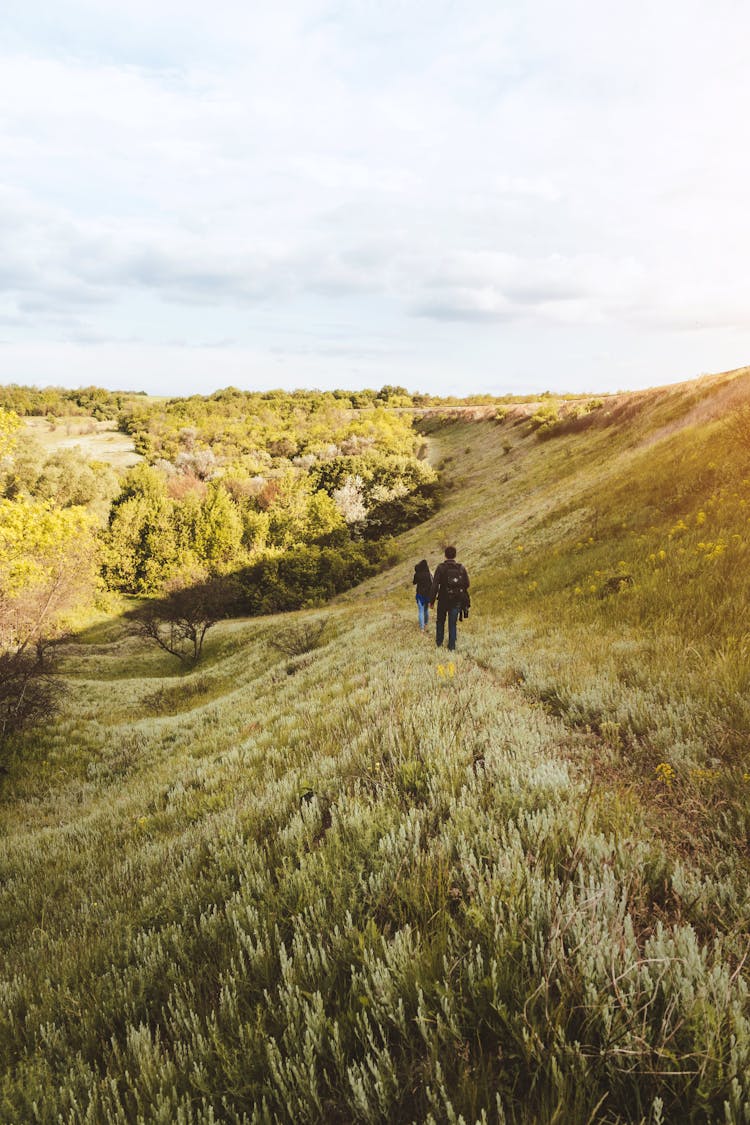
[237, 538, 393, 615]
[269, 617, 329, 657]
[528, 403, 561, 435]
[529, 399, 604, 439]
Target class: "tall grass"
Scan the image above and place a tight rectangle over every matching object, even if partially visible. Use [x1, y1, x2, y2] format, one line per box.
[2, 369, 750, 1122]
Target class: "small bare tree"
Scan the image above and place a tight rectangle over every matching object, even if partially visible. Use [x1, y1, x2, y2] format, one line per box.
[0, 499, 98, 769]
[0, 648, 59, 752]
[138, 572, 237, 665]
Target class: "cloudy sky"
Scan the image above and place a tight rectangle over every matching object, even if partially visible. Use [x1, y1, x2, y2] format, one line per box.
[1, 0, 749, 397]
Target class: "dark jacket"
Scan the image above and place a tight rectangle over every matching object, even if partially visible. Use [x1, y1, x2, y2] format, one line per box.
[413, 560, 433, 599]
[430, 559, 470, 606]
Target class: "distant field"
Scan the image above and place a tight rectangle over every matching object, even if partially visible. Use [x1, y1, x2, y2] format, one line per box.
[23, 415, 141, 468]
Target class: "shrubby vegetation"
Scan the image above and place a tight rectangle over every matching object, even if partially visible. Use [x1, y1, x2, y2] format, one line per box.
[2, 431, 119, 517]
[235, 535, 395, 615]
[528, 397, 604, 437]
[3, 368, 750, 1121]
[0, 383, 144, 419]
[0, 410, 100, 760]
[101, 389, 437, 604]
[1, 385, 439, 613]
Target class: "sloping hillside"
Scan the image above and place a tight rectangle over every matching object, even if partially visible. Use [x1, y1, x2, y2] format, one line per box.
[1, 370, 749, 1124]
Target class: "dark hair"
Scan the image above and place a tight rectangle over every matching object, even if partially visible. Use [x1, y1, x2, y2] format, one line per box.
[415, 558, 429, 571]
[445, 545, 457, 559]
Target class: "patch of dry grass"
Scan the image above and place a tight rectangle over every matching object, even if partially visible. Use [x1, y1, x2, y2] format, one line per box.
[23, 415, 141, 468]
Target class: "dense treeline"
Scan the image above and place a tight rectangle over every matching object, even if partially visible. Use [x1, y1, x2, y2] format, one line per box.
[0, 382, 418, 424]
[0, 384, 440, 610]
[0, 380, 591, 426]
[99, 460, 421, 599]
[0, 383, 145, 419]
[98, 396, 434, 603]
[118, 385, 418, 463]
[101, 388, 437, 596]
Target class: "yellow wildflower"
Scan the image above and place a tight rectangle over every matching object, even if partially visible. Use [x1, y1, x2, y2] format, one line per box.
[654, 762, 675, 786]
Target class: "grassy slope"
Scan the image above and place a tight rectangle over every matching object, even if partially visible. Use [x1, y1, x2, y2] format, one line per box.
[2, 370, 750, 1124]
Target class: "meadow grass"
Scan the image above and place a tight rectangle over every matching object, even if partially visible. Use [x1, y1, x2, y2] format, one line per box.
[22, 417, 141, 468]
[2, 370, 750, 1123]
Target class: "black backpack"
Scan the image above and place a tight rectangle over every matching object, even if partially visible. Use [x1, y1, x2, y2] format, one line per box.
[443, 561, 466, 604]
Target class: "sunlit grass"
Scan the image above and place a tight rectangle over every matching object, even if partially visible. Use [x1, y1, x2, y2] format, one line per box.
[2, 368, 750, 1122]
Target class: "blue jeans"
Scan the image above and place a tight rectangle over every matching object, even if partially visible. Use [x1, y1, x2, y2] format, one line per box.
[436, 604, 460, 650]
[416, 594, 430, 628]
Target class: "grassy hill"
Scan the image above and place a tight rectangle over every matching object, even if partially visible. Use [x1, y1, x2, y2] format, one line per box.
[2, 369, 750, 1123]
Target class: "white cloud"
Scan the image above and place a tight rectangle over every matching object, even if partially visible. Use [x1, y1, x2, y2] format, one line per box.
[1, 0, 750, 394]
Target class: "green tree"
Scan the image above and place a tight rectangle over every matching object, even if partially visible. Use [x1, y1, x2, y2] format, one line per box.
[241, 509, 271, 553]
[194, 485, 244, 567]
[0, 498, 98, 648]
[305, 490, 344, 541]
[172, 490, 202, 567]
[102, 466, 177, 594]
[1, 435, 45, 499]
[376, 384, 412, 406]
[0, 408, 20, 458]
[265, 472, 319, 548]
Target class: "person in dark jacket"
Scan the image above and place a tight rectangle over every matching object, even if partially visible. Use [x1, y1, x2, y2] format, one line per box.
[430, 546, 469, 651]
[413, 559, 433, 631]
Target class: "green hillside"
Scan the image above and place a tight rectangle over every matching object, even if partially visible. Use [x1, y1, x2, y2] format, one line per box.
[2, 370, 750, 1123]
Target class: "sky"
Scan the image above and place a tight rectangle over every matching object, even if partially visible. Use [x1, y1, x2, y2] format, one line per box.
[1, 0, 750, 398]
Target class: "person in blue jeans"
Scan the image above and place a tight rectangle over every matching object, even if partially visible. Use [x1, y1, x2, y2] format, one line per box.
[413, 559, 433, 631]
[430, 546, 470, 651]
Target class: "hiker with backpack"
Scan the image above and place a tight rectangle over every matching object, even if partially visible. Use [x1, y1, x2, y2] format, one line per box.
[430, 546, 470, 652]
[413, 559, 433, 632]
